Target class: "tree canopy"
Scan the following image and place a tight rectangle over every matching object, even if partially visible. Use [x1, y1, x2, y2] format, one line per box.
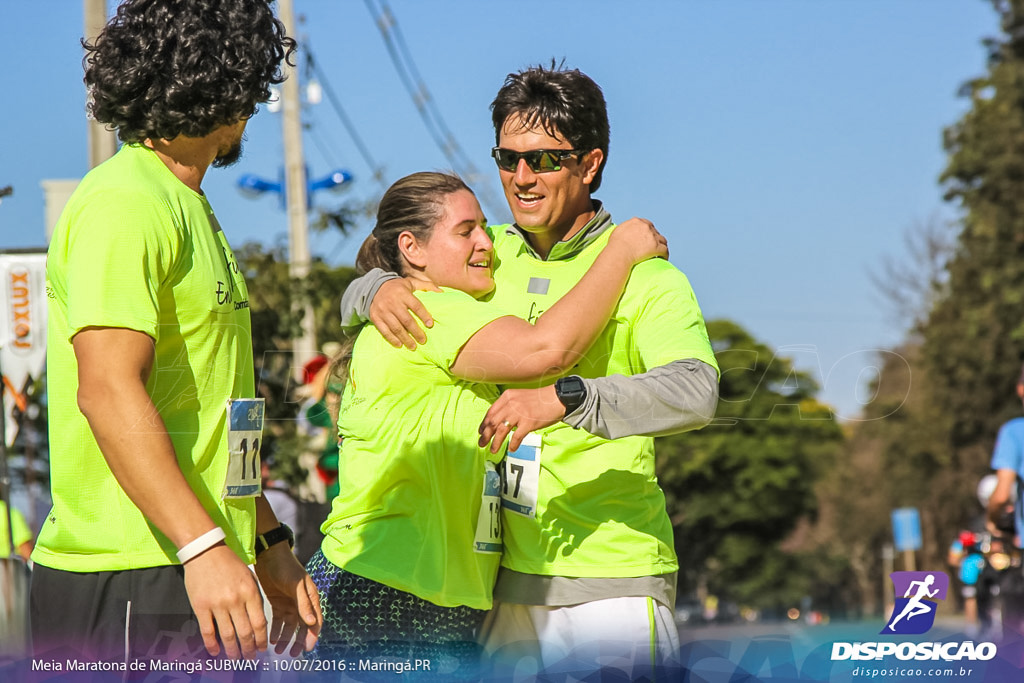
[235, 241, 358, 489]
[657, 319, 843, 610]
[927, 0, 1024, 448]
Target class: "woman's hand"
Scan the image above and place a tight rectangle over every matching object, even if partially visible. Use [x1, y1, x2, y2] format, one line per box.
[608, 217, 669, 265]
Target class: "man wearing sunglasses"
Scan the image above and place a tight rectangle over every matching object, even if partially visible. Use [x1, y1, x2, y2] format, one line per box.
[339, 64, 718, 675]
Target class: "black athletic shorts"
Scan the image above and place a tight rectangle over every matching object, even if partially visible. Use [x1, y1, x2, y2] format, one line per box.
[30, 563, 208, 663]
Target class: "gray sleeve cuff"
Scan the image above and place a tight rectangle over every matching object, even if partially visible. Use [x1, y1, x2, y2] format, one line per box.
[338, 268, 400, 330]
[562, 359, 719, 439]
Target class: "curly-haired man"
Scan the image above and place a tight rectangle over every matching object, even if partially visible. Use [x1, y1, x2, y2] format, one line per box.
[31, 0, 322, 663]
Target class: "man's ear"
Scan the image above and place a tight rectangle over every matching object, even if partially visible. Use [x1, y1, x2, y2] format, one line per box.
[581, 148, 605, 186]
[398, 231, 427, 268]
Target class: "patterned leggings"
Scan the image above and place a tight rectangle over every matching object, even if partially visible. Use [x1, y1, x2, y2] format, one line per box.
[305, 550, 487, 677]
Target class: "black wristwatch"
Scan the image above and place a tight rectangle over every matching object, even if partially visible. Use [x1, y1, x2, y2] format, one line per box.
[555, 376, 587, 414]
[255, 523, 295, 557]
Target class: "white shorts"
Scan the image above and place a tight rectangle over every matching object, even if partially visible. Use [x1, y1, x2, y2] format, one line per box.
[481, 596, 680, 678]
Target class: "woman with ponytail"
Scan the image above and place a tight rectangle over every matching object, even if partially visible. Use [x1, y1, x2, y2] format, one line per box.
[307, 171, 666, 670]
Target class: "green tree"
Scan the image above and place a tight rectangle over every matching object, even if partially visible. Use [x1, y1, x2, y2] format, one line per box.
[926, 0, 1024, 450]
[770, 1, 1024, 620]
[656, 319, 843, 611]
[809, 343, 974, 617]
[235, 241, 359, 488]
[823, 1, 1024, 618]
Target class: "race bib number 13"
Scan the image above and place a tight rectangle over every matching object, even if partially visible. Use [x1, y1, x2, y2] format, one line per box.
[474, 462, 502, 553]
[501, 433, 541, 517]
[223, 398, 265, 499]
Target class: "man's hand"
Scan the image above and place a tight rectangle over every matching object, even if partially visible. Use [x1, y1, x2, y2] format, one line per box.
[369, 277, 439, 350]
[254, 543, 323, 656]
[183, 544, 268, 659]
[478, 385, 565, 453]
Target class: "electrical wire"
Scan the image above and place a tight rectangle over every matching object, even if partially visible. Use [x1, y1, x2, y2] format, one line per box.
[307, 126, 340, 170]
[361, 0, 505, 218]
[306, 47, 390, 193]
[300, 44, 384, 261]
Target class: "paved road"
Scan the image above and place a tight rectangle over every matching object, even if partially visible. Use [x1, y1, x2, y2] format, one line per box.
[678, 615, 970, 643]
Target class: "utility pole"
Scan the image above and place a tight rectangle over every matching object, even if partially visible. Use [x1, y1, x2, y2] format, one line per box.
[84, 0, 117, 168]
[44, 1, 115, 242]
[278, 0, 317, 382]
[882, 543, 895, 621]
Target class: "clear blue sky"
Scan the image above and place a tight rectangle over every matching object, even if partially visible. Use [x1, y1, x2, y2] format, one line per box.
[0, 1, 1000, 419]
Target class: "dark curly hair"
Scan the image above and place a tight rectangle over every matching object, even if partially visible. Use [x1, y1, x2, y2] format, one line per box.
[84, 0, 296, 143]
[490, 62, 610, 193]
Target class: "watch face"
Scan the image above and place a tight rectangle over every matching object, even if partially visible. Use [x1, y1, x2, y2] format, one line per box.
[564, 377, 585, 392]
[557, 377, 586, 410]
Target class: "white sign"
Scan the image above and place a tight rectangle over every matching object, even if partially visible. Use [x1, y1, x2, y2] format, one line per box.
[0, 252, 47, 447]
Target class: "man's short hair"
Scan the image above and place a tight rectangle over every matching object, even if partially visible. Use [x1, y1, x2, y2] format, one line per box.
[85, 0, 296, 143]
[490, 62, 610, 193]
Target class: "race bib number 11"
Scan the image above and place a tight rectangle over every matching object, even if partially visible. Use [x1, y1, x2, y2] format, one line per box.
[223, 398, 265, 499]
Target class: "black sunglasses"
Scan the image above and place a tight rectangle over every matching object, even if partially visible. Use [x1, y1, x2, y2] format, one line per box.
[491, 147, 586, 173]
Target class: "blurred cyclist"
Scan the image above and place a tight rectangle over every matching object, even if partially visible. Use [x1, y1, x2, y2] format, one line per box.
[949, 475, 1011, 637]
[987, 364, 1024, 635]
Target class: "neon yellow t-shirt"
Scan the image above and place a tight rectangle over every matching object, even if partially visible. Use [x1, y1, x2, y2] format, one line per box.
[321, 288, 507, 609]
[35, 143, 257, 572]
[0, 502, 32, 558]
[489, 224, 719, 578]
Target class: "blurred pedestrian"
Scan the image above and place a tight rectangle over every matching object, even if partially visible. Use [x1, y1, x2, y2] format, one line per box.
[302, 349, 342, 501]
[0, 500, 33, 562]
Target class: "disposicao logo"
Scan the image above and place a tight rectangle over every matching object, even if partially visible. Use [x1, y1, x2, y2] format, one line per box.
[830, 571, 997, 664]
[883, 571, 948, 635]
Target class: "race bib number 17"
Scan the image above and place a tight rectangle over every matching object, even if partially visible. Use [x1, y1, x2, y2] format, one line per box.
[501, 433, 541, 517]
[223, 398, 265, 499]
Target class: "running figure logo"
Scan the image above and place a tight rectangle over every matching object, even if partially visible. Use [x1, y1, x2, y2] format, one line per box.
[883, 571, 949, 635]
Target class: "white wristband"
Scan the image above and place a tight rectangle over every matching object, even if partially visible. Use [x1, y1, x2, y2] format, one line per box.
[176, 527, 226, 564]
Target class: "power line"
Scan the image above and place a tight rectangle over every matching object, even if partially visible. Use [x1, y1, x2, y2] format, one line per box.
[305, 46, 389, 193]
[299, 44, 382, 262]
[307, 122, 342, 170]
[305, 119, 368, 262]
[361, 0, 504, 218]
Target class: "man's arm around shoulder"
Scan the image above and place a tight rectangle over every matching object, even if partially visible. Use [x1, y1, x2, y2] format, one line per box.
[564, 359, 719, 440]
[339, 268, 436, 349]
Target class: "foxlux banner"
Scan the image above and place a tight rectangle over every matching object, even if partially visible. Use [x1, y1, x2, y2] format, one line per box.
[0, 252, 47, 447]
